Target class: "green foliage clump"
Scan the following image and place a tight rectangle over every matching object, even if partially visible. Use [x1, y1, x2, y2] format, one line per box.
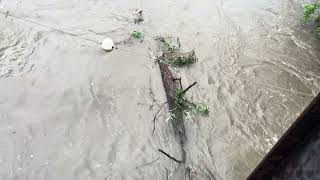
[303, 1, 320, 37]
[174, 88, 186, 109]
[131, 30, 143, 39]
[155, 36, 197, 67]
[194, 103, 209, 115]
[165, 50, 197, 67]
[173, 85, 209, 119]
[303, 1, 320, 21]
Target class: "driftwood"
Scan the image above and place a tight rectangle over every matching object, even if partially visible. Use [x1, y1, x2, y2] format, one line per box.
[153, 37, 211, 179]
[158, 62, 187, 163]
[158, 149, 182, 164]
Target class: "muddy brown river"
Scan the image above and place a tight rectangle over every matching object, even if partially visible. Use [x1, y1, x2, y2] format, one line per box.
[1, 0, 320, 179]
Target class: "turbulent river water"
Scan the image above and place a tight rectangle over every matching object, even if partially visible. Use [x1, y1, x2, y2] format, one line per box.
[1, 0, 320, 180]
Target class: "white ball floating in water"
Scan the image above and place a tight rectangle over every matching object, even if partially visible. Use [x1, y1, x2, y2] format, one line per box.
[101, 38, 114, 51]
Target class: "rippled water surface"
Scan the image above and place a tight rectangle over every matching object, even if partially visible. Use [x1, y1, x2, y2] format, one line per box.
[1, 0, 320, 179]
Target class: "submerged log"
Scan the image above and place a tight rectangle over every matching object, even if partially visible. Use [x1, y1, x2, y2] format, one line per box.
[158, 62, 187, 163]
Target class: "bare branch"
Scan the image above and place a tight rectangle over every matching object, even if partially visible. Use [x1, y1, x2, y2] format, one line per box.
[182, 82, 197, 94]
[158, 149, 182, 163]
[153, 102, 168, 135]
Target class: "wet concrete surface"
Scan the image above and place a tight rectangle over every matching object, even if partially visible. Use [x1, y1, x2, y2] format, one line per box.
[0, 0, 320, 179]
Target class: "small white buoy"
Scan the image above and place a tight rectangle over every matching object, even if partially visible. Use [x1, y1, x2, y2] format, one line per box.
[101, 38, 114, 51]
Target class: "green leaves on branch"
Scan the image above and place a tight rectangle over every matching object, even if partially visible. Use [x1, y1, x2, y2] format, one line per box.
[174, 88, 186, 109]
[173, 84, 209, 120]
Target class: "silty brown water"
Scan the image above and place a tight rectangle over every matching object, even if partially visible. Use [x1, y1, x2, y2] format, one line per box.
[0, 0, 320, 179]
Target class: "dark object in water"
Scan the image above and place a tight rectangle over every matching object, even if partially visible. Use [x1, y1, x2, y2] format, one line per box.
[247, 93, 320, 180]
[158, 149, 182, 163]
[158, 63, 187, 163]
[134, 10, 144, 24]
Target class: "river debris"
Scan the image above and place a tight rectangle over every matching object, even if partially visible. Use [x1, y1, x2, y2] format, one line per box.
[155, 36, 197, 67]
[101, 37, 115, 51]
[158, 149, 182, 163]
[134, 10, 144, 24]
[173, 81, 209, 117]
[131, 30, 144, 39]
[151, 35, 208, 176]
[158, 62, 187, 162]
[136, 157, 160, 169]
[152, 37, 208, 134]
[152, 81, 209, 134]
[155, 65, 209, 163]
[155, 36, 181, 52]
[193, 103, 209, 115]
[160, 50, 197, 67]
